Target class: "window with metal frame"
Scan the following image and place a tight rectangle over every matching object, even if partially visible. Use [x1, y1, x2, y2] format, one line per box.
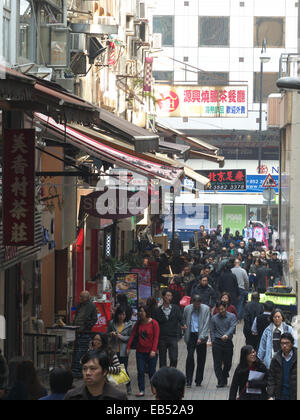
[254, 17, 285, 48]
[153, 15, 174, 47]
[198, 71, 229, 86]
[253, 72, 278, 103]
[199, 17, 230, 47]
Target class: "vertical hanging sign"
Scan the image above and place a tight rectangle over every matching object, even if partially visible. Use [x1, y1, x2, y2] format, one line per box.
[143, 57, 153, 92]
[3, 129, 35, 246]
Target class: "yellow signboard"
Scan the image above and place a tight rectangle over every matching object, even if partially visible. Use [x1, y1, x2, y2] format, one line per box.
[248, 293, 297, 307]
[154, 84, 248, 118]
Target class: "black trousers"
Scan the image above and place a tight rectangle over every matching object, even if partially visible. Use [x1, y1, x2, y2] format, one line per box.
[212, 339, 234, 385]
[158, 336, 178, 368]
[186, 333, 207, 385]
[244, 332, 259, 349]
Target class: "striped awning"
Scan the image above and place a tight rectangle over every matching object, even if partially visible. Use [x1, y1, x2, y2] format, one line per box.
[34, 113, 184, 185]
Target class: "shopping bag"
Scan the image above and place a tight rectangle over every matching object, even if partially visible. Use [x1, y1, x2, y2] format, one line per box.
[107, 364, 130, 386]
[180, 295, 191, 308]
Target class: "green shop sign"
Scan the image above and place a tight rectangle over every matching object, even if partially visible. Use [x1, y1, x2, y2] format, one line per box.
[222, 205, 246, 234]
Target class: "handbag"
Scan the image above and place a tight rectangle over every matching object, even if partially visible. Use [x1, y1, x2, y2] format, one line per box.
[180, 295, 191, 308]
[107, 364, 130, 386]
[130, 322, 140, 350]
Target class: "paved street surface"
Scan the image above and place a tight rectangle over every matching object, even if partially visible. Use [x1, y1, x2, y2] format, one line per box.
[122, 322, 245, 401]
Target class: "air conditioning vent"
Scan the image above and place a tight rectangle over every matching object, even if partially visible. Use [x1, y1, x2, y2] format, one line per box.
[70, 33, 86, 52]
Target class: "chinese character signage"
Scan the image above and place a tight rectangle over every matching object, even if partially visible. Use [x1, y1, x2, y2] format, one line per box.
[154, 85, 248, 118]
[3, 129, 35, 246]
[198, 169, 247, 191]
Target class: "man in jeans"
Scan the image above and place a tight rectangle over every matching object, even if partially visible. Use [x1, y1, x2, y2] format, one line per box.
[154, 290, 182, 368]
[210, 301, 237, 388]
[231, 259, 249, 320]
[182, 295, 210, 388]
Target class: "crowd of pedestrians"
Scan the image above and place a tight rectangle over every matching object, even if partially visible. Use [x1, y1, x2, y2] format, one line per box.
[0, 224, 297, 401]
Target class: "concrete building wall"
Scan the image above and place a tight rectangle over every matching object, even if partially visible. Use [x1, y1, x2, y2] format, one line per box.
[282, 92, 300, 289]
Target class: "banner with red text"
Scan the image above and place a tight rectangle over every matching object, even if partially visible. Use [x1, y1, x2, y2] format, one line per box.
[154, 84, 248, 118]
[3, 129, 35, 246]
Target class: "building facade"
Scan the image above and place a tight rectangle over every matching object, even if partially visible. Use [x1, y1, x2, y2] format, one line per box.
[148, 0, 298, 238]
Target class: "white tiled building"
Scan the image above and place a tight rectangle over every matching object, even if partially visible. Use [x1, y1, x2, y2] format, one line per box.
[148, 0, 298, 236]
[148, 0, 298, 131]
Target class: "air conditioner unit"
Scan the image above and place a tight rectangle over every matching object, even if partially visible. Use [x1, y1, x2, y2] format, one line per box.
[70, 33, 86, 52]
[152, 33, 162, 49]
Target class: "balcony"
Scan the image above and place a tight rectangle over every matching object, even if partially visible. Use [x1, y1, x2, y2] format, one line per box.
[279, 53, 300, 78]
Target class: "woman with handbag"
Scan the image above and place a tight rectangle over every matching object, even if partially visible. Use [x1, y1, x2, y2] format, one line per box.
[89, 332, 121, 374]
[127, 305, 160, 398]
[107, 306, 133, 395]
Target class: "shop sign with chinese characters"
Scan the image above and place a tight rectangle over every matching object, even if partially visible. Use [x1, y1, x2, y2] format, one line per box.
[154, 85, 248, 118]
[198, 169, 247, 191]
[3, 129, 35, 246]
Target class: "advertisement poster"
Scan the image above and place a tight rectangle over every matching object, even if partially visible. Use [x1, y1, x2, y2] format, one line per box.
[164, 204, 210, 241]
[222, 205, 246, 234]
[115, 273, 138, 320]
[154, 84, 248, 118]
[131, 268, 152, 306]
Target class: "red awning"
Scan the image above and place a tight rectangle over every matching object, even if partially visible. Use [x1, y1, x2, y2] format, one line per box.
[34, 113, 184, 185]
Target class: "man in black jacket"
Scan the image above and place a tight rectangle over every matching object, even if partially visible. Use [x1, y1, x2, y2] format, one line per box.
[218, 262, 240, 308]
[154, 290, 182, 368]
[256, 261, 272, 293]
[190, 275, 217, 309]
[243, 292, 264, 347]
[72, 291, 98, 378]
[65, 351, 127, 400]
[267, 333, 297, 400]
[73, 291, 98, 332]
[268, 252, 283, 285]
[251, 300, 275, 351]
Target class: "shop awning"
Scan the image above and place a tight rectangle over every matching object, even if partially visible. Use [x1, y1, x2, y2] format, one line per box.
[95, 108, 160, 153]
[158, 140, 190, 159]
[34, 113, 184, 185]
[69, 123, 190, 159]
[154, 153, 209, 187]
[156, 121, 224, 164]
[0, 65, 97, 124]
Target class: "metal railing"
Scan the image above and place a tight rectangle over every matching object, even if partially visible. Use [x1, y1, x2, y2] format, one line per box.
[279, 53, 300, 79]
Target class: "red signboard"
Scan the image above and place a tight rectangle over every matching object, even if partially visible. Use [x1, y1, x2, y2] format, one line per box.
[3, 129, 35, 246]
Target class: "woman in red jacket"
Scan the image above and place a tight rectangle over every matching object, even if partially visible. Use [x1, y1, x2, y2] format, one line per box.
[127, 305, 160, 397]
[213, 292, 238, 319]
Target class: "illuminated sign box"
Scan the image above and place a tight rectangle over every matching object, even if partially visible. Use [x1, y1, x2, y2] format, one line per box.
[154, 84, 248, 118]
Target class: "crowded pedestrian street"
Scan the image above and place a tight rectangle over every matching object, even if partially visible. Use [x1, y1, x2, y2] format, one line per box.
[1, 0, 300, 403]
[126, 323, 245, 401]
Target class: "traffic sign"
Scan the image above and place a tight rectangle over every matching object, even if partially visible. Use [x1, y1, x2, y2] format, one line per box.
[262, 174, 278, 189]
